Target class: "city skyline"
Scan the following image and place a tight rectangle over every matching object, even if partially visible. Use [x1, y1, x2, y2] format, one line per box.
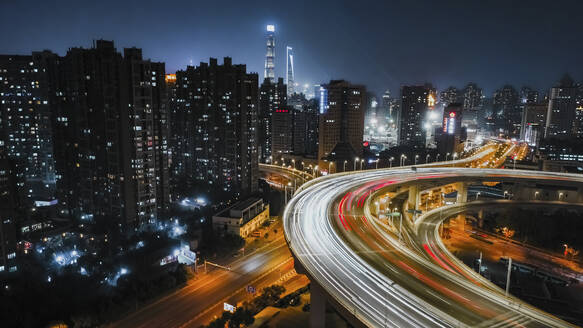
[1, 0, 583, 96]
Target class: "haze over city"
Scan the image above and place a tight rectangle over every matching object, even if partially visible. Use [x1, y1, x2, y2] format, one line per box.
[1, 1, 583, 328]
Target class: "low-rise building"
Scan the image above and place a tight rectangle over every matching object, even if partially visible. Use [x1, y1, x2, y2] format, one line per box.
[212, 198, 270, 238]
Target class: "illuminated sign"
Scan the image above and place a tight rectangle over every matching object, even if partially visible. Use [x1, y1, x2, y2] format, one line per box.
[266, 25, 275, 32]
[224, 303, 236, 313]
[165, 74, 176, 83]
[427, 94, 435, 108]
[443, 111, 456, 134]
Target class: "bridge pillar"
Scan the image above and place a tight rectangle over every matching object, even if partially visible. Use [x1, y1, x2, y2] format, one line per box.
[408, 184, 419, 211]
[310, 282, 327, 328]
[577, 187, 583, 203]
[455, 182, 468, 203]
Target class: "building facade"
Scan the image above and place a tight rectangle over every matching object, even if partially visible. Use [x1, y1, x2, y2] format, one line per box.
[545, 75, 578, 138]
[399, 84, 435, 149]
[318, 80, 365, 167]
[258, 77, 287, 163]
[212, 198, 269, 238]
[170, 57, 259, 197]
[0, 52, 58, 206]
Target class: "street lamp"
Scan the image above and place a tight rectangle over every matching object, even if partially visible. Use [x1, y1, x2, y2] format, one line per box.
[292, 159, 296, 170]
[328, 161, 333, 173]
[415, 154, 419, 165]
[476, 192, 481, 201]
[504, 191, 508, 199]
[314, 165, 319, 177]
[375, 159, 379, 169]
[400, 154, 407, 166]
[453, 152, 458, 160]
[446, 153, 450, 161]
[360, 159, 364, 170]
[269, 155, 273, 164]
[436, 153, 440, 162]
[343, 160, 347, 172]
[534, 191, 539, 200]
[354, 157, 359, 171]
[426, 154, 430, 164]
[389, 157, 394, 168]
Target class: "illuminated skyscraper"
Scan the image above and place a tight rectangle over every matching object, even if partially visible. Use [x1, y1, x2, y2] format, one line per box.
[399, 84, 436, 149]
[264, 25, 275, 82]
[545, 75, 577, 138]
[286, 46, 294, 97]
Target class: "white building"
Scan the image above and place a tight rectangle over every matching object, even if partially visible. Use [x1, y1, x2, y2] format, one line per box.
[212, 198, 270, 238]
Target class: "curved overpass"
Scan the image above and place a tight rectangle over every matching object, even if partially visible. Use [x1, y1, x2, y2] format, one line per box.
[283, 167, 582, 327]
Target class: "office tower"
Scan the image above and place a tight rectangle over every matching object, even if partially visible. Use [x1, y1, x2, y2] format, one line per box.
[264, 25, 275, 83]
[0, 155, 18, 273]
[520, 102, 547, 146]
[437, 103, 464, 155]
[545, 75, 578, 138]
[53, 40, 169, 230]
[286, 46, 295, 97]
[172, 58, 258, 196]
[289, 94, 318, 157]
[258, 77, 287, 162]
[399, 84, 435, 149]
[492, 85, 520, 137]
[0, 52, 58, 206]
[318, 80, 365, 168]
[439, 86, 459, 107]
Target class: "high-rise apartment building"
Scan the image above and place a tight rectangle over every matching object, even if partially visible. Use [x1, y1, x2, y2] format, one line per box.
[520, 102, 547, 146]
[0, 155, 18, 274]
[399, 84, 435, 148]
[318, 80, 365, 167]
[492, 85, 520, 137]
[272, 106, 293, 158]
[170, 57, 259, 196]
[286, 46, 295, 97]
[0, 52, 58, 206]
[289, 94, 318, 157]
[52, 40, 169, 230]
[264, 25, 275, 83]
[545, 75, 578, 138]
[258, 77, 286, 162]
[440, 86, 459, 108]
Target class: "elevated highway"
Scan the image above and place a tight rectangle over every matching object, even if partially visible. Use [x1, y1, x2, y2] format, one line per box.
[283, 166, 582, 327]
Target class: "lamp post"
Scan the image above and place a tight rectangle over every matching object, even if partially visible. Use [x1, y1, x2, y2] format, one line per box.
[415, 154, 419, 165]
[269, 155, 273, 164]
[360, 159, 364, 170]
[314, 165, 319, 177]
[375, 159, 379, 169]
[328, 161, 333, 174]
[436, 153, 440, 162]
[476, 192, 481, 201]
[389, 157, 394, 168]
[354, 157, 359, 171]
[400, 154, 406, 166]
[426, 154, 430, 164]
[446, 153, 450, 161]
[343, 160, 347, 172]
[292, 159, 296, 170]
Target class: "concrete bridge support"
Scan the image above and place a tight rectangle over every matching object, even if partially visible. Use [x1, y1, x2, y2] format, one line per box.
[455, 182, 468, 204]
[310, 282, 327, 328]
[408, 184, 419, 211]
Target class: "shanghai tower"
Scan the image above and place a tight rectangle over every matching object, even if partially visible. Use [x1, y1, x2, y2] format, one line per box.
[264, 24, 275, 82]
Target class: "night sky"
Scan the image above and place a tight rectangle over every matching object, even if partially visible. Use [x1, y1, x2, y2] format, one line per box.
[1, 0, 581, 96]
